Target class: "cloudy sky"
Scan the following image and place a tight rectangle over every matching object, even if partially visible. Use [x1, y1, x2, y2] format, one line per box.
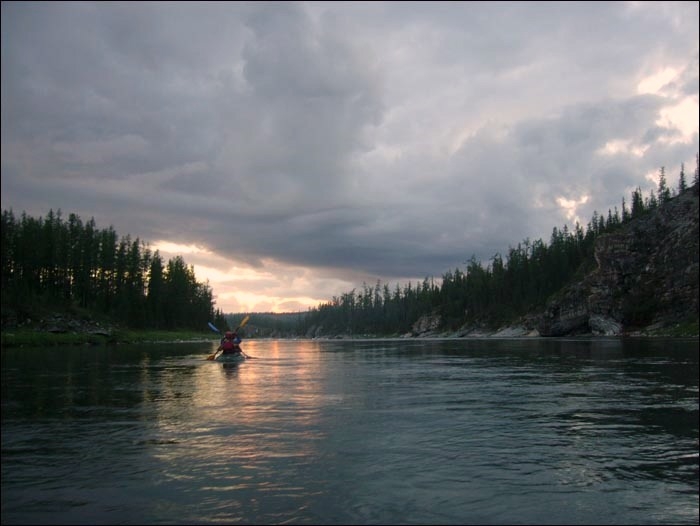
[2, 1, 698, 313]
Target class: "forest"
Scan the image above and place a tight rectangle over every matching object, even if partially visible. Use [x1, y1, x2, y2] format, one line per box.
[288, 160, 699, 337]
[0, 210, 227, 331]
[2, 158, 697, 337]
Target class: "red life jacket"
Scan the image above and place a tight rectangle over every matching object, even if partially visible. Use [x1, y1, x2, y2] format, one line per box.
[221, 338, 239, 354]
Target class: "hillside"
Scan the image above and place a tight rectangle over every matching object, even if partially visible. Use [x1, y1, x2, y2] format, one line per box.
[534, 186, 698, 336]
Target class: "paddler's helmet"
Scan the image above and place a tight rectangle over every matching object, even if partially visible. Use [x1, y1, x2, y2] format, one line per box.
[225, 331, 234, 338]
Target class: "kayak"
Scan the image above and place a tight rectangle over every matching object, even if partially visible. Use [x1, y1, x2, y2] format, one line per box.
[215, 353, 246, 363]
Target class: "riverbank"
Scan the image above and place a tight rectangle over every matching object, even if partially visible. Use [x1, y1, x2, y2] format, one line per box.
[1, 327, 217, 348]
[3, 310, 696, 349]
[1, 306, 222, 348]
[3, 321, 697, 349]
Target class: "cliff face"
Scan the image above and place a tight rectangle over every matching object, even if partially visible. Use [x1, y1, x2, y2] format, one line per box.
[537, 188, 699, 336]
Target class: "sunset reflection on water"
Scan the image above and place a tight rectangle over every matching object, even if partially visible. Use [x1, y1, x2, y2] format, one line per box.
[147, 340, 333, 502]
[3, 338, 696, 525]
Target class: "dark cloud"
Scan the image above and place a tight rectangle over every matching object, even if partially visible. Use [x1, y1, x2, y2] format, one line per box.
[2, 1, 698, 311]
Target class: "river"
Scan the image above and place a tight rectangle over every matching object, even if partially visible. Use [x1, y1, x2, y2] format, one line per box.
[2, 337, 698, 525]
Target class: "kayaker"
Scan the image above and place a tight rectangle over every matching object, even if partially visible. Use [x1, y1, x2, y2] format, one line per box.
[217, 330, 242, 356]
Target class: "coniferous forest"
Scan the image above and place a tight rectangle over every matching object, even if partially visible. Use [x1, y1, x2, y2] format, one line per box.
[0, 210, 226, 331]
[291, 160, 699, 337]
[2, 158, 698, 337]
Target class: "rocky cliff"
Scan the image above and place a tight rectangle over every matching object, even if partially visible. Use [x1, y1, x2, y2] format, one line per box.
[537, 187, 699, 336]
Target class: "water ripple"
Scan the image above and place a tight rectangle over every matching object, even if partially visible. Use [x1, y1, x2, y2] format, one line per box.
[2, 339, 698, 525]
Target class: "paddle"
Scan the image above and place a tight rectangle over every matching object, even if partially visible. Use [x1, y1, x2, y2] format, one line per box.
[206, 315, 252, 360]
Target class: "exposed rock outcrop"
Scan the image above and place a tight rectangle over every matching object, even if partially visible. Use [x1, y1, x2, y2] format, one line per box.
[42, 313, 114, 337]
[410, 313, 441, 336]
[537, 188, 699, 336]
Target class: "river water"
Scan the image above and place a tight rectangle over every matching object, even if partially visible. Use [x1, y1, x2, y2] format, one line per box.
[2, 338, 698, 525]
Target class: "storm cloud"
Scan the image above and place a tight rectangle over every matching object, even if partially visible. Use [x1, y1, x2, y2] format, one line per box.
[2, 1, 698, 312]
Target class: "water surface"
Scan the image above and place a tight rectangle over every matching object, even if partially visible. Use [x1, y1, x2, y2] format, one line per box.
[2, 338, 698, 524]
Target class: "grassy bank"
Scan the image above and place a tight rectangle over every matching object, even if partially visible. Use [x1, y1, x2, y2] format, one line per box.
[1, 328, 218, 348]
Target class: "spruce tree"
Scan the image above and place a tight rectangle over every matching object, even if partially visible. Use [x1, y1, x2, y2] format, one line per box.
[657, 166, 671, 203]
[678, 163, 687, 193]
[621, 197, 630, 222]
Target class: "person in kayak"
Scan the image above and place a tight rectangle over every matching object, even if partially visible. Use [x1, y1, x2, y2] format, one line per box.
[217, 330, 242, 356]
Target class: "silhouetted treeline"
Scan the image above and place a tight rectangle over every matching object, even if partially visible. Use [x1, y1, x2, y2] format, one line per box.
[1, 209, 223, 330]
[295, 159, 698, 336]
[2, 156, 697, 336]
